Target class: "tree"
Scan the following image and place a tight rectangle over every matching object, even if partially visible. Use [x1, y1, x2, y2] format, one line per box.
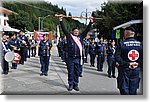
[68, 12, 72, 16]
[3, 1, 84, 33]
[92, 1, 143, 39]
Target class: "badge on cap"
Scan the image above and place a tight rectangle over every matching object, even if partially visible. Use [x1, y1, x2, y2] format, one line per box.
[128, 50, 139, 61]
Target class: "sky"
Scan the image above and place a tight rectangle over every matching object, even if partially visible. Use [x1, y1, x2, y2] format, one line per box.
[44, 0, 107, 23]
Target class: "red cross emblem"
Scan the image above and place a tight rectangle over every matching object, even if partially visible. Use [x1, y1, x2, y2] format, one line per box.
[128, 50, 139, 61]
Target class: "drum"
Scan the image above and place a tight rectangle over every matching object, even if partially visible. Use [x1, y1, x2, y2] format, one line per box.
[13, 53, 21, 63]
[4, 52, 21, 63]
[4, 52, 15, 62]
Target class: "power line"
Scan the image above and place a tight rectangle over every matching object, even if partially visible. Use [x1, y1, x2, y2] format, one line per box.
[13, 0, 56, 15]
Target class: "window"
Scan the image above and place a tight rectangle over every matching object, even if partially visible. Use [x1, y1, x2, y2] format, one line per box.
[4, 20, 7, 26]
[4, 14, 7, 17]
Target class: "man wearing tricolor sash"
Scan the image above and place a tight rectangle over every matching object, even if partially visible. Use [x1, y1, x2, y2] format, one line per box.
[59, 17, 93, 91]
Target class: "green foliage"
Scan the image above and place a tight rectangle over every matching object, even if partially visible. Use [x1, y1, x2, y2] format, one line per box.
[92, 1, 143, 39]
[2, 1, 84, 37]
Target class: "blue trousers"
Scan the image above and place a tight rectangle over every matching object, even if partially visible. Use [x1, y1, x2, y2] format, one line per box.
[12, 63, 17, 69]
[97, 54, 105, 69]
[117, 67, 141, 95]
[107, 56, 115, 76]
[90, 54, 96, 66]
[61, 51, 66, 61]
[67, 57, 80, 87]
[84, 49, 88, 62]
[40, 56, 50, 74]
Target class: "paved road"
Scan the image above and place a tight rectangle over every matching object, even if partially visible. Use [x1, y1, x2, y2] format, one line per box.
[0, 46, 142, 95]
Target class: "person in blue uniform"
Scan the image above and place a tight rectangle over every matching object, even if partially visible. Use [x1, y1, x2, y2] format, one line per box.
[57, 38, 62, 57]
[106, 39, 116, 78]
[115, 27, 143, 95]
[18, 30, 29, 65]
[61, 36, 68, 62]
[1, 33, 10, 75]
[39, 34, 52, 76]
[59, 16, 93, 91]
[31, 36, 37, 57]
[96, 36, 105, 71]
[9, 33, 20, 69]
[83, 38, 89, 63]
[89, 39, 96, 67]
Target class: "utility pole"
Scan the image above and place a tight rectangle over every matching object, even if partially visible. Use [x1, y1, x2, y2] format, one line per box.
[38, 17, 41, 31]
[81, 9, 91, 25]
[41, 15, 51, 31]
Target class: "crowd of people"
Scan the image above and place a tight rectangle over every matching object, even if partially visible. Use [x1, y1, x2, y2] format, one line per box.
[57, 16, 143, 94]
[1, 30, 38, 75]
[57, 32, 117, 79]
[1, 17, 143, 95]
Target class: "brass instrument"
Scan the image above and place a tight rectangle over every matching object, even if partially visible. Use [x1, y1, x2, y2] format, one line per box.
[18, 37, 27, 47]
[10, 45, 20, 51]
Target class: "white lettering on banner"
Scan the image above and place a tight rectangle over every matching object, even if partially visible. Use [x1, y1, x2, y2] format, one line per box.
[124, 41, 140, 46]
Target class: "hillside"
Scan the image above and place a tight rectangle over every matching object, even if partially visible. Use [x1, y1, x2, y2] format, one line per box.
[2, 1, 84, 35]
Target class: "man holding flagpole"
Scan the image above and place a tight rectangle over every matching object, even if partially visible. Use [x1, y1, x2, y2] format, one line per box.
[59, 16, 93, 91]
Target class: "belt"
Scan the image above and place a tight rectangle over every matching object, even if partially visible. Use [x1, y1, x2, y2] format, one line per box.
[68, 56, 81, 59]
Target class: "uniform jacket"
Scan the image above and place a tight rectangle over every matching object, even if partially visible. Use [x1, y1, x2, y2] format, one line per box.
[83, 40, 89, 51]
[18, 35, 29, 48]
[107, 45, 116, 58]
[60, 21, 92, 58]
[39, 39, 52, 56]
[89, 42, 97, 55]
[9, 38, 20, 51]
[115, 37, 143, 68]
[96, 42, 105, 55]
[2, 40, 10, 57]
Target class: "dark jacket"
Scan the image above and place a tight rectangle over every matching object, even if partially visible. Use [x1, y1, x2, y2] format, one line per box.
[39, 39, 52, 56]
[9, 38, 20, 51]
[17, 35, 29, 48]
[89, 42, 97, 55]
[60, 21, 92, 58]
[96, 42, 105, 55]
[115, 37, 143, 68]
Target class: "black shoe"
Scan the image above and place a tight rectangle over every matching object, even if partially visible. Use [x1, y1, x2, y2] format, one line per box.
[68, 85, 73, 91]
[4, 72, 8, 75]
[73, 86, 80, 91]
[97, 68, 100, 71]
[2, 72, 6, 74]
[20, 62, 24, 65]
[112, 75, 116, 78]
[40, 73, 44, 76]
[108, 75, 112, 78]
[11, 67, 15, 69]
[44, 73, 48, 76]
[93, 65, 95, 67]
[2, 72, 8, 75]
[99, 69, 103, 72]
[79, 74, 83, 77]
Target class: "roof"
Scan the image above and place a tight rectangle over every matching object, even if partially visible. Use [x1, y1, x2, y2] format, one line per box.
[113, 20, 143, 30]
[0, 7, 17, 15]
[0, 25, 20, 32]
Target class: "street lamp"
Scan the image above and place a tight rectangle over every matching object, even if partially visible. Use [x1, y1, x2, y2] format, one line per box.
[41, 15, 51, 31]
[38, 17, 41, 31]
[81, 9, 91, 25]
